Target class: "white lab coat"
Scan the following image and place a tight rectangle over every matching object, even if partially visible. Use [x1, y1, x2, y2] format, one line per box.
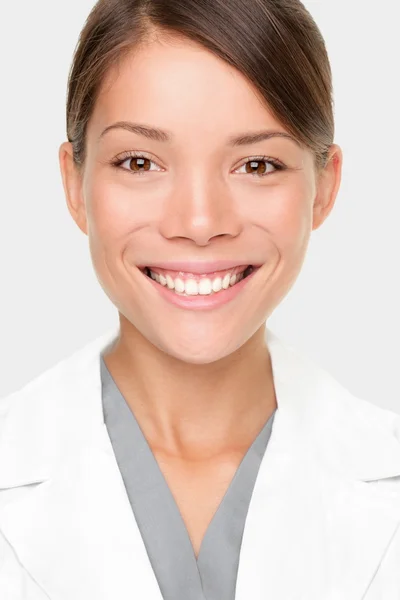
[0, 325, 400, 599]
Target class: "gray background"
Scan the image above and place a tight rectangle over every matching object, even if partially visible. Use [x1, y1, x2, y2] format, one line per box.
[0, 1, 399, 413]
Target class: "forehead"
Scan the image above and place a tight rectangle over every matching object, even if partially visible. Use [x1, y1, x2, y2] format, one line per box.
[88, 37, 287, 144]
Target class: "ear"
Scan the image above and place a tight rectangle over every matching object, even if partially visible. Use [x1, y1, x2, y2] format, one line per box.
[312, 144, 343, 231]
[59, 142, 88, 235]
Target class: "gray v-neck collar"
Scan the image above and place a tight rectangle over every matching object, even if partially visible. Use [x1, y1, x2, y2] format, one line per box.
[100, 355, 276, 600]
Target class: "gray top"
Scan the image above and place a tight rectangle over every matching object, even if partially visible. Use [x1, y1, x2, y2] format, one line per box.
[100, 355, 276, 600]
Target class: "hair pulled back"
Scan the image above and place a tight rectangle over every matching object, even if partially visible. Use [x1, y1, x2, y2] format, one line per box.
[66, 0, 334, 169]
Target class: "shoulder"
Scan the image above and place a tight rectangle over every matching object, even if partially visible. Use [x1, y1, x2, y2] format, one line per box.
[0, 326, 119, 444]
[266, 328, 400, 481]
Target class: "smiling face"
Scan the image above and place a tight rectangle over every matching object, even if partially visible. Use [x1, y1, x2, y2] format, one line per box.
[60, 34, 341, 364]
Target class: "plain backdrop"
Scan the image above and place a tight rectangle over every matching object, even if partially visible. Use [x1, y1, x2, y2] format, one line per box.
[0, 1, 399, 412]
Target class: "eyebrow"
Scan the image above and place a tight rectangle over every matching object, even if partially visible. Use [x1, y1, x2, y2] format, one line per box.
[99, 121, 301, 147]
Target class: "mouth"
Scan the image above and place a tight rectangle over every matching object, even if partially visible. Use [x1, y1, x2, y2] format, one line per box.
[140, 264, 257, 297]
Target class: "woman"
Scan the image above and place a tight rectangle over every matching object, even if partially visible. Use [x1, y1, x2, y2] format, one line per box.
[1, 0, 400, 598]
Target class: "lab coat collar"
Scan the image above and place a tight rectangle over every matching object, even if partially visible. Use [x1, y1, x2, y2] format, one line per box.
[0, 325, 400, 599]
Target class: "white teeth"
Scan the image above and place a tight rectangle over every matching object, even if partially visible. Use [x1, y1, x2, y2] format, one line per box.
[222, 274, 231, 289]
[198, 278, 212, 295]
[212, 277, 222, 292]
[184, 279, 198, 296]
[174, 278, 185, 293]
[166, 274, 175, 289]
[147, 268, 248, 295]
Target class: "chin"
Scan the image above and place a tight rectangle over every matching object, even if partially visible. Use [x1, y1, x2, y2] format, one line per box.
[152, 330, 245, 365]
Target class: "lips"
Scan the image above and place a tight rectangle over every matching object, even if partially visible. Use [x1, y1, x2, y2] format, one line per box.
[145, 265, 259, 299]
[140, 262, 260, 309]
[138, 260, 258, 276]
[141, 264, 251, 282]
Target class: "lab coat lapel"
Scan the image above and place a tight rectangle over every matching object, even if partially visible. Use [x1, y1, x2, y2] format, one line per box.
[235, 407, 400, 600]
[0, 326, 164, 600]
[1, 326, 400, 600]
[0, 424, 164, 600]
[235, 330, 400, 600]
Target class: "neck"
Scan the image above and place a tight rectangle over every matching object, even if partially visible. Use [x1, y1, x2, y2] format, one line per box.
[102, 319, 277, 459]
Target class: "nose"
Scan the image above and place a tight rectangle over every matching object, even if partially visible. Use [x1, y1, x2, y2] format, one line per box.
[158, 173, 243, 246]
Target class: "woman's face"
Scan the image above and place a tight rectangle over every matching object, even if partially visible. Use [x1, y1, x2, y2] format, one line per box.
[60, 35, 341, 364]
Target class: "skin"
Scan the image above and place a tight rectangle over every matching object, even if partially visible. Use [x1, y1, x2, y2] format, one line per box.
[59, 33, 342, 478]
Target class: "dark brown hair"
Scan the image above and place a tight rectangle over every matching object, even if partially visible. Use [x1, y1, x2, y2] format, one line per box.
[66, 0, 334, 170]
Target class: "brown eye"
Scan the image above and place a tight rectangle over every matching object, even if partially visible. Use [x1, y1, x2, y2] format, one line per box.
[113, 154, 163, 175]
[234, 157, 283, 177]
[246, 160, 268, 175]
[126, 157, 152, 172]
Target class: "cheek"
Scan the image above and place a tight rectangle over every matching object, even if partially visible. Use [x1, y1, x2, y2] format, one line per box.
[248, 177, 315, 256]
[83, 174, 157, 240]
